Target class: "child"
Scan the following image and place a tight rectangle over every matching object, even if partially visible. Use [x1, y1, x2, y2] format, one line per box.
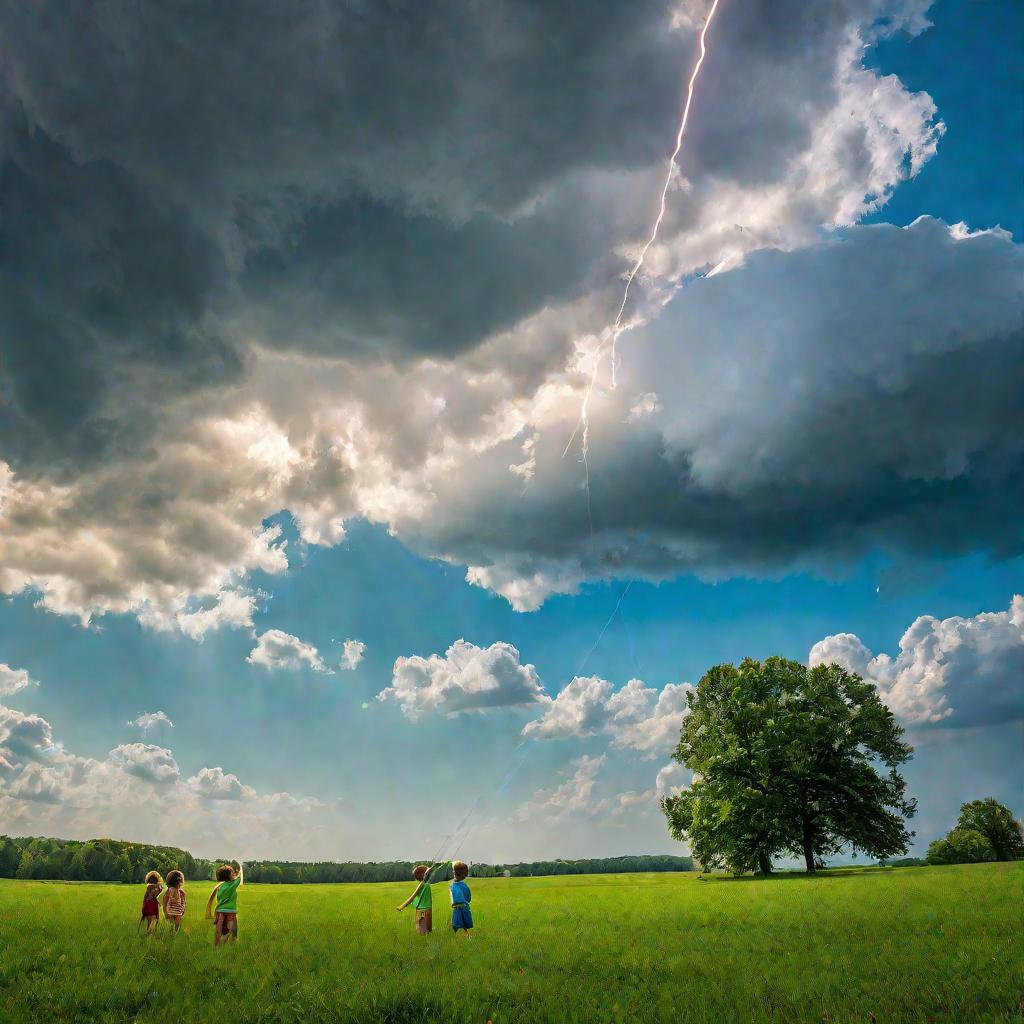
[397, 863, 435, 935]
[162, 870, 186, 932]
[205, 861, 243, 945]
[450, 860, 473, 937]
[139, 871, 163, 933]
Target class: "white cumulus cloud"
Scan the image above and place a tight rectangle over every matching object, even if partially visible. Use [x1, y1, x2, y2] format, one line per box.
[515, 754, 607, 822]
[187, 766, 255, 801]
[809, 595, 1024, 727]
[338, 639, 366, 671]
[128, 710, 174, 735]
[0, 705, 56, 764]
[0, 702, 343, 858]
[379, 640, 547, 719]
[247, 629, 327, 673]
[108, 743, 181, 784]
[0, 664, 35, 697]
[523, 676, 691, 755]
[655, 761, 691, 800]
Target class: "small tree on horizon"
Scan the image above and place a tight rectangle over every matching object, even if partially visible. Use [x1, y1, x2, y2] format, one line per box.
[927, 828, 996, 865]
[953, 798, 1024, 861]
[662, 657, 916, 874]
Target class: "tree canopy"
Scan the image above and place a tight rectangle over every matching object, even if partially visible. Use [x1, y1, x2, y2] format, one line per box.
[926, 828, 996, 865]
[953, 799, 1024, 861]
[926, 798, 1024, 865]
[662, 657, 916, 874]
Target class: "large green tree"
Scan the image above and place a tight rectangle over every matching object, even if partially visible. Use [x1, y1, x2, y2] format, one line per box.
[662, 657, 917, 874]
[953, 798, 1024, 861]
[778, 662, 916, 872]
[662, 659, 796, 874]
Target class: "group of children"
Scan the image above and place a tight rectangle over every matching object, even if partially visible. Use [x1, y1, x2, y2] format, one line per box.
[137, 858, 473, 940]
[138, 861, 243, 945]
[397, 859, 474, 937]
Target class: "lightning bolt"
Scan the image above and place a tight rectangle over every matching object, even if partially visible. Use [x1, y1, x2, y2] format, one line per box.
[564, 0, 724, 508]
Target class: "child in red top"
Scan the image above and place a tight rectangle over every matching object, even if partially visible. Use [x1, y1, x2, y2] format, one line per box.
[139, 871, 163, 933]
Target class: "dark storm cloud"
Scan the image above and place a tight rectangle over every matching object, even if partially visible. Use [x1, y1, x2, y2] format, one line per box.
[0, 110, 240, 474]
[408, 219, 1024, 603]
[0, 0, 921, 471]
[0, 0, 690, 469]
[234, 182, 633, 361]
[0, 0, 696, 217]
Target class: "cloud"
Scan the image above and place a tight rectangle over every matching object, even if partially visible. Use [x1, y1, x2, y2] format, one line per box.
[0, 705, 56, 764]
[379, 640, 547, 720]
[655, 762, 691, 800]
[338, 639, 366, 672]
[0, 0, 714, 472]
[514, 753, 689, 825]
[7, 763, 70, 805]
[810, 595, 1024, 727]
[187, 766, 255, 802]
[0, 663, 34, 697]
[108, 744, 181, 785]
[515, 754, 607, 822]
[247, 629, 326, 673]
[0, 701, 342, 858]
[627, 393, 661, 423]
[167, 590, 257, 641]
[411, 218, 1023, 607]
[2, 0, 1010, 633]
[0, 422, 292, 624]
[128, 711, 174, 735]
[523, 677, 691, 755]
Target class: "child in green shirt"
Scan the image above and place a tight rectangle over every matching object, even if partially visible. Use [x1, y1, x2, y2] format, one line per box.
[205, 861, 243, 945]
[397, 863, 436, 935]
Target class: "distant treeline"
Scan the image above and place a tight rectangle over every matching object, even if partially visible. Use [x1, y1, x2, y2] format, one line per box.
[241, 854, 693, 884]
[0, 837, 691, 884]
[0, 836, 211, 884]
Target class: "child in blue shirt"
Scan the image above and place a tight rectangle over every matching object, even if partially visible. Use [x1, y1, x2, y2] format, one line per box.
[449, 860, 473, 937]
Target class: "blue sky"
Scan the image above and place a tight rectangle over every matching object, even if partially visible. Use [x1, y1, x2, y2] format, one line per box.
[0, 0, 1021, 862]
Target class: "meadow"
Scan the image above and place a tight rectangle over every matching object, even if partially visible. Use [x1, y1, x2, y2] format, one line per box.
[0, 863, 1019, 1024]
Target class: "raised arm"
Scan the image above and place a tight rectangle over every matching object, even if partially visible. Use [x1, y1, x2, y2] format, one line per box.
[237, 861, 244, 887]
[396, 881, 423, 911]
[427, 861, 449, 882]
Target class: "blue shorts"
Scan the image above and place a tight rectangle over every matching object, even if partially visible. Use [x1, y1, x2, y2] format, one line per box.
[451, 905, 473, 931]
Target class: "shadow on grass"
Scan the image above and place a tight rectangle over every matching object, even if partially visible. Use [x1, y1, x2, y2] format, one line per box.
[704, 868, 881, 883]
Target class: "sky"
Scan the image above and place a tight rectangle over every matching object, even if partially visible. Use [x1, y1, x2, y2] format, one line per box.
[0, 0, 1021, 864]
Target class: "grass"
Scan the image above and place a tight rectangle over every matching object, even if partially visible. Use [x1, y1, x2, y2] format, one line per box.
[0, 863, 1020, 1023]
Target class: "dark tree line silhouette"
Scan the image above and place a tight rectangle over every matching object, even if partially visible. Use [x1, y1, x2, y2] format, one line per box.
[0, 836, 692, 883]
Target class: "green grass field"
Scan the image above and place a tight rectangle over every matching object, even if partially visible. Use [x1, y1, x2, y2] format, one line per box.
[0, 863, 1020, 1024]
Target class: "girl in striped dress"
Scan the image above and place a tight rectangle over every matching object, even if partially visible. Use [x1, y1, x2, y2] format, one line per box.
[162, 870, 186, 932]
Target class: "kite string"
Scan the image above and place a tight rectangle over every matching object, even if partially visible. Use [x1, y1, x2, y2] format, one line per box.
[419, 575, 636, 879]
[413, 0, 726, 903]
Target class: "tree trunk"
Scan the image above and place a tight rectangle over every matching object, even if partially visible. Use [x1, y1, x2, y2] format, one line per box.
[757, 850, 772, 876]
[802, 821, 816, 874]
